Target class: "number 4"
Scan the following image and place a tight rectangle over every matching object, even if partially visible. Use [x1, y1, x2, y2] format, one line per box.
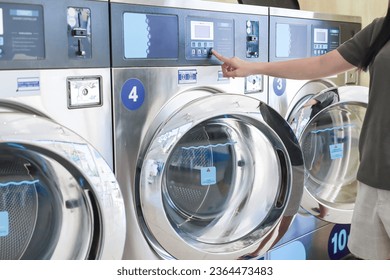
[128, 86, 138, 102]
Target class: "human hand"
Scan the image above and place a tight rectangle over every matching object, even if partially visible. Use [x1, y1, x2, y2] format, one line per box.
[211, 49, 254, 78]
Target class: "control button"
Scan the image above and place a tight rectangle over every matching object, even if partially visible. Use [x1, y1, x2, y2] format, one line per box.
[207, 48, 213, 58]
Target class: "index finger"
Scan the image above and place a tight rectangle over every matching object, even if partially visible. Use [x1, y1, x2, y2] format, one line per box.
[211, 49, 228, 63]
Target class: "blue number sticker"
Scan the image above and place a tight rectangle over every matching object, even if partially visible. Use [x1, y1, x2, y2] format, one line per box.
[121, 78, 145, 111]
[328, 224, 351, 260]
[273, 78, 286, 96]
[201, 167, 216, 186]
[0, 211, 9, 237]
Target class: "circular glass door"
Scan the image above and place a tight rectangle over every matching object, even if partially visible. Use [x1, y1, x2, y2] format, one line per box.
[138, 92, 303, 259]
[0, 145, 93, 260]
[299, 101, 367, 223]
[0, 109, 126, 260]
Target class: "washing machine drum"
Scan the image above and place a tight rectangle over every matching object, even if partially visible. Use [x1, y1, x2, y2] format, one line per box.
[138, 93, 304, 259]
[0, 107, 126, 260]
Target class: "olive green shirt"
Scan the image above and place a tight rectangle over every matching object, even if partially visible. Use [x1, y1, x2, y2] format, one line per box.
[337, 17, 390, 190]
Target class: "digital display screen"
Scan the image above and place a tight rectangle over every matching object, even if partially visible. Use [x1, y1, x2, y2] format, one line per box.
[191, 21, 214, 40]
[314, 28, 328, 44]
[123, 12, 179, 59]
[10, 8, 39, 17]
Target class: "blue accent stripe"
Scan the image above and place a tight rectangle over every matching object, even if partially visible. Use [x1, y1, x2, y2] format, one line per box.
[181, 141, 237, 150]
[0, 180, 39, 188]
[310, 124, 355, 134]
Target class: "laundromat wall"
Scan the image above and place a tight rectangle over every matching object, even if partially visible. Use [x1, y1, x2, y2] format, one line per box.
[206, 0, 389, 87]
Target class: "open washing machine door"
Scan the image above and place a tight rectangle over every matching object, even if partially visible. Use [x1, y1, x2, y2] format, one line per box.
[0, 102, 126, 260]
[296, 85, 368, 224]
[136, 91, 304, 260]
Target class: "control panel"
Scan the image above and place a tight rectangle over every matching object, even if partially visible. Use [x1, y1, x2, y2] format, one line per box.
[112, 3, 269, 67]
[269, 15, 360, 61]
[188, 20, 215, 58]
[312, 27, 340, 56]
[0, 1, 109, 70]
[186, 17, 234, 60]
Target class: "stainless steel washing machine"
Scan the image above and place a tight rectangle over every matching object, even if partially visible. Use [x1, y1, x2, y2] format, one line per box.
[111, 0, 305, 260]
[265, 8, 369, 260]
[0, 0, 126, 259]
[268, 8, 362, 119]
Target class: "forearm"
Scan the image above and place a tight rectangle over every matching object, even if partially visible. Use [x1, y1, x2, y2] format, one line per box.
[251, 50, 356, 80]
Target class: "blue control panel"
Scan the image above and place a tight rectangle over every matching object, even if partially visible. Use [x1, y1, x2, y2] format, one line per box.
[111, 3, 269, 67]
[270, 16, 360, 61]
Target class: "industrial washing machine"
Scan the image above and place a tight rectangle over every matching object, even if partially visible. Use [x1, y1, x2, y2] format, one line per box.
[111, 0, 305, 260]
[265, 8, 369, 259]
[0, 0, 126, 259]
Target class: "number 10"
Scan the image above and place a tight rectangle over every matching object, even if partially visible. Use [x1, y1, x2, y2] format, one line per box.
[331, 229, 348, 255]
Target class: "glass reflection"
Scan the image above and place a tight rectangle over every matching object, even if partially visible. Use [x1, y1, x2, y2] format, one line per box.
[163, 116, 281, 244]
[299, 104, 366, 207]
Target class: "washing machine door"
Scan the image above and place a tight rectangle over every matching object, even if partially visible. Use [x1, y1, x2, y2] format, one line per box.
[137, 92, 304, 259]
[0, 105, 126, 260]
[298, 86, 368, 224]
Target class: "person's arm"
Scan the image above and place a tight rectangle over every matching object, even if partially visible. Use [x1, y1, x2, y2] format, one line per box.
[212, 49, 356, 80]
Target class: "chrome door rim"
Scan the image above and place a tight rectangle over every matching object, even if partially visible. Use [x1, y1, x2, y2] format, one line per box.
[137, 92, 303, 259]
[298, 100, 367, 224]
[0, 109, 126, 259]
